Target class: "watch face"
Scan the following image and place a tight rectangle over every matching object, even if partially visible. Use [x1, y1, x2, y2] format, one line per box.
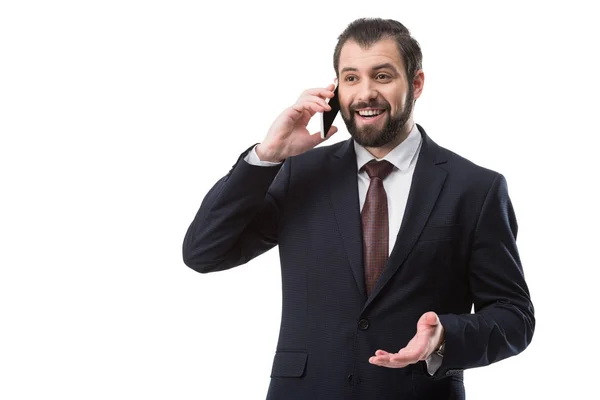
[436, 342, 445, 355]
[435, 341, 446, 356]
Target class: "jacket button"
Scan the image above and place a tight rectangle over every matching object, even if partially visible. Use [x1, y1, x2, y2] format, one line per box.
[358, 319, 369, 330]
[347, 374, 353, 383]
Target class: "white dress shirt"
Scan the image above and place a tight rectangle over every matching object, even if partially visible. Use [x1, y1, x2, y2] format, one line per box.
[244, 124, 442, 375]
[353, 124, 422, 254]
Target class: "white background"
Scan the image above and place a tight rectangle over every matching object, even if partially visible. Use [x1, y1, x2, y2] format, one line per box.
[1, 1, 598, 398]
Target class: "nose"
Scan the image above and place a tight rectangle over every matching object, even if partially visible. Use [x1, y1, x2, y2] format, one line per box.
[356, 80, 378, 103]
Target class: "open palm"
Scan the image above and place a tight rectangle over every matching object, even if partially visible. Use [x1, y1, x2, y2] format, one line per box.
[369, 311, 444, 368]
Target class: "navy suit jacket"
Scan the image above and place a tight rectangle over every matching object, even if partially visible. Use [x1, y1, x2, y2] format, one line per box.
[182, 125, 535, 400]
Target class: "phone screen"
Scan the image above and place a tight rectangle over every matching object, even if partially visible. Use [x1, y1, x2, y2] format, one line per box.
[321, 85, 340, 139]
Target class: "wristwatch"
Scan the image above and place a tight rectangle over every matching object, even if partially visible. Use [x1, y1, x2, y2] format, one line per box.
[434, 341, 446, 357]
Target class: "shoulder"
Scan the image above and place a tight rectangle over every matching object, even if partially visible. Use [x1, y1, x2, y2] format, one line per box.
[422, 129, 504, 193]
[439, 145, 498, 177]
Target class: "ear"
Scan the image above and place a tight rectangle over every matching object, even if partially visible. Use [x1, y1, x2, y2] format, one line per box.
[412, 70, 425, 101]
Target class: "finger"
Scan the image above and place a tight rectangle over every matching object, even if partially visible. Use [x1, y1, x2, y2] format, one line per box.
[320, 125, 338, 140]
[303, 86, 336, 97]
[375, 349, 390, 356]
[369, 355, 410, 369]
[312, 126, 338, 145]
[390, 348, 422, 364]
[291, 101, 328, 117]
[377, 361, 411, 368]
[417, 311, 439, 328]
[296, 97, 332, 113]
[369, 354, 391, 365]
[311, 126, 338, 147]
[369, 354, 391, 362]
[300, 88, 336, 102]
[297, 94, 332, 111]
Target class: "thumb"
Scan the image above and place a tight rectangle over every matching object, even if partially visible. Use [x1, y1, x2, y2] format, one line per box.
[312, 125, 338, 146]
[324, 125, 339, 139]
[418, 311, 439, 328]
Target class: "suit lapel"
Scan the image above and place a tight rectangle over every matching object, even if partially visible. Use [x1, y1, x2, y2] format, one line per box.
[328, 140, 367, 299]
[364, 127, 448, 309]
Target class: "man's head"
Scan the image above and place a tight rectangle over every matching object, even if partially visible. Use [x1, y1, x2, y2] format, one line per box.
[333, 18, 424, 149]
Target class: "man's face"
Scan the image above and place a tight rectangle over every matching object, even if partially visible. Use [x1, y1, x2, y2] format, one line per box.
[337, 38, 419, 148]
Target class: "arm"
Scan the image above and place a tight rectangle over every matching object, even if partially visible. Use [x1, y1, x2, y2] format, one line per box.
[435, 173, 535, 376]
[182, 84, 339, 273]
[369, 174, 535, 376]
[182, 145, 289, 273]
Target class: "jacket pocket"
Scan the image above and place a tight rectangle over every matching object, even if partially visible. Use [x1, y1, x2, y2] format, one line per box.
[270, 351, 308, 378]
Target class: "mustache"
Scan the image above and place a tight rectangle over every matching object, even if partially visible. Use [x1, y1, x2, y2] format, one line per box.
[349, 101, 390, 111]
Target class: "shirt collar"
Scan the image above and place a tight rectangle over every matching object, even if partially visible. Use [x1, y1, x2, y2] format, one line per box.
[354, 123, 422, 172]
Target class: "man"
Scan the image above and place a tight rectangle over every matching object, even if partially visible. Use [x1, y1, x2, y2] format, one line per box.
[182, 18, 535, 400]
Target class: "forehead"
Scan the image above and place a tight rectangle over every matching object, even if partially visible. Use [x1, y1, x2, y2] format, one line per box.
[338, 38, 404, 74]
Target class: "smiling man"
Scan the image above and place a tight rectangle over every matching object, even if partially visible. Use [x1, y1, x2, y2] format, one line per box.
[337, 38, 419, 156]
[183, 18, 535, 400]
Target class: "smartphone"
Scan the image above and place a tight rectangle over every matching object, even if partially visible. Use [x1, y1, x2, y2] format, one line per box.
[320, 82, 340, 139]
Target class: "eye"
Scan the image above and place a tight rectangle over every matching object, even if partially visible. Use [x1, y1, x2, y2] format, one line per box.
[376, 73, 391, 80]
[344, 75, 358, 82]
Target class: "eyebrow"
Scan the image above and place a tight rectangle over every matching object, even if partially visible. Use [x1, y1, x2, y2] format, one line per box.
[340, 63, 399, 74]
[372, 63, 398, 72]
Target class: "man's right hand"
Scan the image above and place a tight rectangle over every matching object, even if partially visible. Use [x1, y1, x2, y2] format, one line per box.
[255, 83, 339, 163]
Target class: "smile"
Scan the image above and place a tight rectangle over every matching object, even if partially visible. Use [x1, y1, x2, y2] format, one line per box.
[355, 109, 386, 123]
[357, 109, 385, 117]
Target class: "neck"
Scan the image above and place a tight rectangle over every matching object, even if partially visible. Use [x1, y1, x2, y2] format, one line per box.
[365, 120, 414, 159]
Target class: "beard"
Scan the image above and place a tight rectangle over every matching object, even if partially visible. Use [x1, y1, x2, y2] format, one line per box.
[341, 86, 414, 148]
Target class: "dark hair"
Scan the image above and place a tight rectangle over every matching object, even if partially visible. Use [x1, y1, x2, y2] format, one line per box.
[333, 18, 423, 82]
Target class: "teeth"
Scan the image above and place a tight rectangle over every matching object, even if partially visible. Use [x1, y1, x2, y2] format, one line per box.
[358, 110, 383, 116]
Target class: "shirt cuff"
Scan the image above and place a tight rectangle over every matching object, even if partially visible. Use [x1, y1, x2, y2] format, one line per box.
[425, 352, 443, 375]
[244, 145, 283, 166]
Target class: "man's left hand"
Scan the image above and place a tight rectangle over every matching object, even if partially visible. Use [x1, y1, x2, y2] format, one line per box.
[369, 311, 444, 368]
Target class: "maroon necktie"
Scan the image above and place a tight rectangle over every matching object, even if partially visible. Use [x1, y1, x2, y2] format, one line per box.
[361, 160, 394, 296]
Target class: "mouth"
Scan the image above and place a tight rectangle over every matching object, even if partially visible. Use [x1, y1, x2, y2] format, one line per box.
[355, 108, 386, 124]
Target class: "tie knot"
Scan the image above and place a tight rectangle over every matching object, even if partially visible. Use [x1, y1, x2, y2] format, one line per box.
[363, 160, 394, 180]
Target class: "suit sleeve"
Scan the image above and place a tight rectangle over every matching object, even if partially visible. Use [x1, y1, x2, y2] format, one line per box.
[435, 173, 535, 377]
[182, 144, 290, 273]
